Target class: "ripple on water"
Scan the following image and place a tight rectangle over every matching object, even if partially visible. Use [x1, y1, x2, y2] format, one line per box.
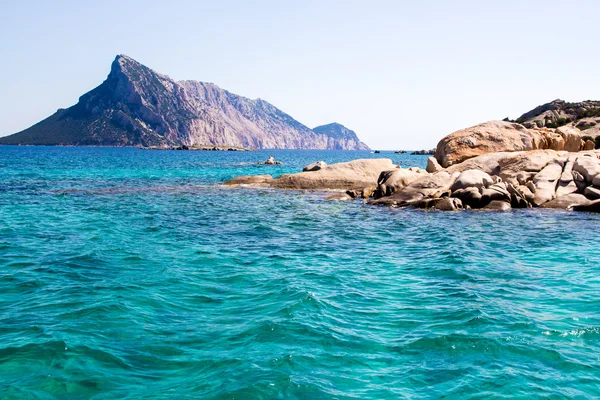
[1, 147, 600, 398]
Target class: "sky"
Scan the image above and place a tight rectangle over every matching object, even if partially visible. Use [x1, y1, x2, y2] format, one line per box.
[1, 0, 599, 150]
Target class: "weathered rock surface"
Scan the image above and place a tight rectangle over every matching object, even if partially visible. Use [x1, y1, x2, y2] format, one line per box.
[450, 170, 494, 191]
[374, 167, 428, 198]
[573, 156, 600, 184]
[0, 55, 370, 150]
[531, 160, 563, 206]
[482, 200, 512, 211]
[369, 171, 459, 207]
[573, 200, 600, 212]
[426, 157, 443, 173]
[434, 119, 595, 168]
[272, 159, 395, 190]
[224, 175, 274, 185]
[434, 121, 542, 168]
[303, 161, 327, 172]
[540, 193, 591, 209]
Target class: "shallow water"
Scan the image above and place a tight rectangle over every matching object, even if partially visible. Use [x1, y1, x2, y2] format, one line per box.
[1, 146, 599, 399]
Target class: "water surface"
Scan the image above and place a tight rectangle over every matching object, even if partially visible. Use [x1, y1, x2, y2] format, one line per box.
[1, 146, 599, 399]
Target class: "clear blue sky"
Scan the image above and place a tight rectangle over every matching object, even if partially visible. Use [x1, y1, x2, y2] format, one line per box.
[1, 0, 599, 149]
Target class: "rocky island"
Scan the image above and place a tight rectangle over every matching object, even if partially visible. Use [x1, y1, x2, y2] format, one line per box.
[0, 55, 369, 151]
[226, 100, 600, 212]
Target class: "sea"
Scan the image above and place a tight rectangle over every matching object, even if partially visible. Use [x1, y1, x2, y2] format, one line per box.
[1, 145, 599, 399]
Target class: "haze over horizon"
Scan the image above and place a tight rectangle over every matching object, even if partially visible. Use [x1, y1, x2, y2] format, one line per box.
[1, 0, 599, 149]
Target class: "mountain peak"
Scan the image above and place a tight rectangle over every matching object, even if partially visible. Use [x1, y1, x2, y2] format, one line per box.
[0, 56, 370, 150]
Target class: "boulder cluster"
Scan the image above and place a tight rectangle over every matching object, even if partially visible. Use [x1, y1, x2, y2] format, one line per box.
[226, 118, 600, 213]
[369, 150, 600, 211]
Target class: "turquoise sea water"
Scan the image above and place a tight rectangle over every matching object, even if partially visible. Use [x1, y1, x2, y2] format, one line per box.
[1, 145, 600, 399]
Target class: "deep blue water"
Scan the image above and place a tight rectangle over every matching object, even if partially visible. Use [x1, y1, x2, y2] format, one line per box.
[1, 146, 600, 399]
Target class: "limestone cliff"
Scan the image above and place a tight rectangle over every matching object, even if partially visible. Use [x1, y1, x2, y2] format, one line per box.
[0, 55, 370, 150]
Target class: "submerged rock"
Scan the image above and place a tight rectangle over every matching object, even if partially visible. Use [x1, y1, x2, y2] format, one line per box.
[224, 174, 273, 185]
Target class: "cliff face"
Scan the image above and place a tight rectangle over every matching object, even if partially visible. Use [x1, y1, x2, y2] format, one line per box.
[0, 55, 370, 150]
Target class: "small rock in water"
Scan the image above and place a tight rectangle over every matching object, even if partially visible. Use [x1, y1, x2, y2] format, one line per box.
[258, 156, 283, 165]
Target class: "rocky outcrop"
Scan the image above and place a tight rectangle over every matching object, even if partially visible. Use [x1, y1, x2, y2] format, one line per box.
[225, 158, 395, 190]
[0, 55, 369, 150]
[516, 99, 600, 134]
[224, 149, 600, 213]
[223, 98, 600, 213]
[434, 121, 589, 168]
[367, 149, 600, 212]
[435, 121, 538, 167]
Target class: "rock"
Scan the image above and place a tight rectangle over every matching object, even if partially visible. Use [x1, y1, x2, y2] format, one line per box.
[555, 126, 583, 152]
[345, 189, 360, 199]
[262, 156, 276, 165]
[303, 161, 327, 172]
[481, 182, 511, 205]
[584, 140, 596, 151]
[450, 170, 494, 191]
[369, 171, 459, 207]
[412, 149, 435, 155]
[446, 151, 519, 175]
[482, 200, 512, 211]
[426, 157, 443, 173]
[541, 193, 591, 209]
[224, 174, 274, 185]
[573, 200, 600, 212]
[451, 187, 483, 208]
[555, 180, 578, 198]
[573, 156, 600, 184]
[573, 170, 585, 182]
[272, 158, 396, 190]
[374, 168, 427, 198]
[584, 186, 600, 200]
[516, 171, 537, 185]
[497, 150, 565, 186]
[432, 198, 464, 211]
[361, 186, 376, 199]
[326, 192, 353, 201]
[592, 174, 600, 187]
[532, 160, 563, 206]
[507, 183, 532, 208]
[275, 161, 283, 165]
[411, 197, 464, 211]
[434, 121, 542, 168]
